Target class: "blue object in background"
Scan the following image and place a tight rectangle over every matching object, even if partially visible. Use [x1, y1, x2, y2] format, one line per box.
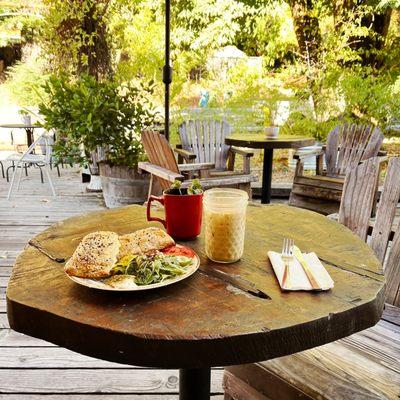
[199, 90, 210, 108]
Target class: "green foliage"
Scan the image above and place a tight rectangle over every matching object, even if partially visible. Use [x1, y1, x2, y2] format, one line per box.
[282, 110, 339, 142]
[4, 58, 49, 107]
[0, 1, 43, 46]
[39, 74, 158, 167]
[173, 0, 247, 52]
[3, 0, 400, 145]
[280, 65, 400, 141]
[0, 15, 42, 47]
[340, 68, 400, 129]
[40, 0, 112, 78]
[188, 178, 203, 194]
[111, 1, 163, 81]
[275, 3, 400, 140]
[171, 180, 182, 190]
[236, 1, 297, 65]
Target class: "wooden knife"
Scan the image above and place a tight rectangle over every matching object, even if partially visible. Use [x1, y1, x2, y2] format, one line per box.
[292, 246, 322, 290]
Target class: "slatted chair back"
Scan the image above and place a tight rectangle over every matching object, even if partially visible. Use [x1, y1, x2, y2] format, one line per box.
[371, 157, 400, 306]
[325, 124, 384, 177]
[179, 120, 231, 170]
[141, 130, 179, 190]
[339, 157, 400, 306]
[339, 156, 381, 241]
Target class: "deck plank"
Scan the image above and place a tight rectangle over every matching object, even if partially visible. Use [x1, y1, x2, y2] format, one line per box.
[0, 167, 224, 397]
[0, 369, 223, 393]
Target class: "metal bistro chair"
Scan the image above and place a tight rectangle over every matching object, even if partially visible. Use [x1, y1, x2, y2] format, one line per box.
[7, 131, 56, 200]
[0, 129, 22, 180]
[0, 150, 20, 179]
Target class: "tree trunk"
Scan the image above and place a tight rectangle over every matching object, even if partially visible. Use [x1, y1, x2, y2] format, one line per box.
[288, 0, 321, 64]
[78, 3, 111, 80]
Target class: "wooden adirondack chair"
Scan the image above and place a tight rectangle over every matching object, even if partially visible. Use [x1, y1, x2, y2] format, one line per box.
[138, 130, 257, 198]
[224, 157, 400, 400]
[177, 120, 255, 175]
[289, 123, 384, 215]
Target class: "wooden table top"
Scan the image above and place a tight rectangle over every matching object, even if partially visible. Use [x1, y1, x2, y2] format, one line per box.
[0, 124, 41, 129]
[225, 134, 315, 149]
[7, 204, 384, 369]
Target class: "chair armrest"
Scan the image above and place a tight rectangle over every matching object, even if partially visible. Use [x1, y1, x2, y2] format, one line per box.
[293, 148, 324, 160]
[138, 162, 185, 182]
[378, 155, 388, 163]
[174, 147, 196, 162]
[178, 162, 215, 172]
[230, 146, 254, 158]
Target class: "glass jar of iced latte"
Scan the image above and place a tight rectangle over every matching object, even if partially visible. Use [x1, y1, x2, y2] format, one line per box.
[203, 188, 248, 263]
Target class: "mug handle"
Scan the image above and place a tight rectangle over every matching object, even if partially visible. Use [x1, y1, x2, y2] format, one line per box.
[147, 195, 166, 228]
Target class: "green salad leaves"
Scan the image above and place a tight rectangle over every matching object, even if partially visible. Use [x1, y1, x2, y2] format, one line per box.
[111, 253, 192, 286]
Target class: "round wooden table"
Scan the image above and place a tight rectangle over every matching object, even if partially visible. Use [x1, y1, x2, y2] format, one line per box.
[7, 205, 384, 400]
[225, 134, 315, 204]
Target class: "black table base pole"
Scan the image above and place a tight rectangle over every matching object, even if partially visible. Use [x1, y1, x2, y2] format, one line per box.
[179, 368, 211, 400]
[26, 127, 34, 148]
[262, 148, 274, 204]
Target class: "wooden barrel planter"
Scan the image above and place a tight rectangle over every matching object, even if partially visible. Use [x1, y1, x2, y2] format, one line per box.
[99, 163, 150, 208]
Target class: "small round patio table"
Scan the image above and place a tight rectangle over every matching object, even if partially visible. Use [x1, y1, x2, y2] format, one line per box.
[225, 134, 315, 204]
[7, 204, 384, 400]
[0, 123, 42, 148]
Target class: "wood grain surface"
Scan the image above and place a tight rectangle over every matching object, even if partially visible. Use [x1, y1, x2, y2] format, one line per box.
[0, 167, 225, 399]
[225, 318, 400, 399]
[7, 204, 384, 369]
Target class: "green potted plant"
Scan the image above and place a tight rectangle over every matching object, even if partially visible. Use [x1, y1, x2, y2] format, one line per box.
[39, 73, 158, 207]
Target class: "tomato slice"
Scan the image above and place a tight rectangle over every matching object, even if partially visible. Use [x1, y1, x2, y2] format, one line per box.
[162, 245, 195, 258]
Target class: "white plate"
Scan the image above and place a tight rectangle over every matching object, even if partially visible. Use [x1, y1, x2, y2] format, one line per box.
[67, 246, 200, 292]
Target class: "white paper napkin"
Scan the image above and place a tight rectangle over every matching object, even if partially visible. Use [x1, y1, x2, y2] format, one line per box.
[268, 251, 334, 291]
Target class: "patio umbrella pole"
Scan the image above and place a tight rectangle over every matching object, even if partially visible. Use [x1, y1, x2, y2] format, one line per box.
[163, 0, 172, 141]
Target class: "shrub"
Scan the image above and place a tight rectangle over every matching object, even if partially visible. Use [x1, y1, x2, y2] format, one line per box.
[39, 74, 158, 167]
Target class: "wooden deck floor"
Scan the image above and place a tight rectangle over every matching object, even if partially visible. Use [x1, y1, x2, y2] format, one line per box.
[0, 166, 224, 399]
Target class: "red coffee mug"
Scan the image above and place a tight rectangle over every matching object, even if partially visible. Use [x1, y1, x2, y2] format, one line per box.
[147, 191, 203, 240]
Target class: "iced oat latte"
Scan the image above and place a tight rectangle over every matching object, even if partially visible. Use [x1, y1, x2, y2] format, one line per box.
[203, 189, 248, 263]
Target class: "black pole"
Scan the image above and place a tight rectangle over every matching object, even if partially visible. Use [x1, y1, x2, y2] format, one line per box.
[179, 368, 211, 400]
[163, 0, 172, 141]
[261, 148, 274, 204]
